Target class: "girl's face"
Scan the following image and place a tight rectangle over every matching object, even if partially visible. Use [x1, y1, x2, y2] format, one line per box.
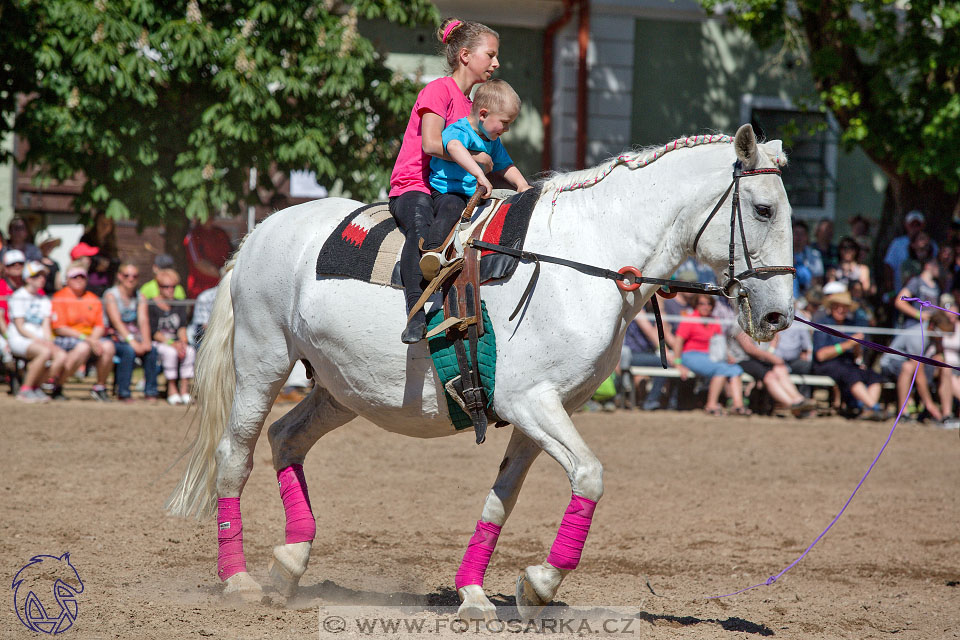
[462, 34, 499, 84]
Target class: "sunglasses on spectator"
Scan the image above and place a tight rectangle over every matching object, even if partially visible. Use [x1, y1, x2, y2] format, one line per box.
[158, 284, 177, 289]
[69, 274, 88, 280]
[119, 272, 139, 279]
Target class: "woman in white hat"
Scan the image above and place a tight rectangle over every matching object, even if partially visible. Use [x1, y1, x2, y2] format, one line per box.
[7, 261, 67, 403]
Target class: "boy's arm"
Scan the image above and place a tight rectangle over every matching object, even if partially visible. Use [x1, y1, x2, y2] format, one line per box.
[498, 165, 531, 192]
[446, 140, 493, 196]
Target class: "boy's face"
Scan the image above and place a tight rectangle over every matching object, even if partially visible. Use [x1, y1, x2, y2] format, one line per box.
[478, 107, 519, 141]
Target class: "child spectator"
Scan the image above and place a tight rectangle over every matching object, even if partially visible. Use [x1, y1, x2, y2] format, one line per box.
[7, 262, 67, 402]
[894, 258, 940, 329]
[51, 261, 116, 401]
[673, 294, 748, 416]
[419, 79, 531, 280]
[149, 269, 195, 405]
[141, 254, 187, 300]
[104, 262, 158, 402]
[831, 236, 874, 295]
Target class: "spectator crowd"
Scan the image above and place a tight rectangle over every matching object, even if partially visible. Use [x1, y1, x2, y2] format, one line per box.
[610, 211, 960, 428]
[0, 215, 231, 404]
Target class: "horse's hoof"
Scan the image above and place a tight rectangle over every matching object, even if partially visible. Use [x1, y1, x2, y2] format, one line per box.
[515, 571, 548, 620]
[269, 542, 311, 598]
[457, 585, 497, 622]
[223, 572, 264, 603]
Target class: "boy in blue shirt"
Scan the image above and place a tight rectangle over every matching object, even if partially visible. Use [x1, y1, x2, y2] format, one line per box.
[420, 79, 531, 280]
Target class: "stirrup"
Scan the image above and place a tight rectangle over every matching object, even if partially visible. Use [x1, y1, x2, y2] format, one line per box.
[420, 250, 455, 281]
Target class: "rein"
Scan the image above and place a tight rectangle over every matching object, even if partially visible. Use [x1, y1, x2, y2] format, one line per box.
[470, 160, 795, 367]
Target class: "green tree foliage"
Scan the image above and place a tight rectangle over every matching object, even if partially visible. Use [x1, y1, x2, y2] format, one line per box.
[699, 0, 960, 234]
[1, 0, 437, 246]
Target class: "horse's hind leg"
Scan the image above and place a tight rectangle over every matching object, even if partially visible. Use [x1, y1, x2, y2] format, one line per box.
[457, 428, 541, 621]
[505, 388, 604, 619]
[266, 385, 356, 597]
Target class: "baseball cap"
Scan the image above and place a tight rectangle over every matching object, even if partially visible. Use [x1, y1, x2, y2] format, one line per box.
[70, 242, 100, 259]
[66, 266, 88, 279]
[905, 210, 925, 224]
[154, 254, 175, 269]
[3, 249, 26, 266]
[24, 261, 49, 278]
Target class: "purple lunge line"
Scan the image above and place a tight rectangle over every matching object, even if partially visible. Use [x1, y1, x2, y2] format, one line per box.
[708, 296, 939, 599]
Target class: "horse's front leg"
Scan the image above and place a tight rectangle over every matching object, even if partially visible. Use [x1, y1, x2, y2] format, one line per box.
[506, 386, 603, 619]
[456, 428, 541, 622]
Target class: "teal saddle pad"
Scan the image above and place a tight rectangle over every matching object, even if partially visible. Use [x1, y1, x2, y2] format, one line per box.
[425, 302, 496, 430]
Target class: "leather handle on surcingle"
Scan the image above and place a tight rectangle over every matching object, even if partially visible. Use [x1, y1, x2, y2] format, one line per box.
[461, 186, 488, 222]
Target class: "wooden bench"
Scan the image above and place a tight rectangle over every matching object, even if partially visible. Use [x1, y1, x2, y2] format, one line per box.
[624, 366, 893, 411]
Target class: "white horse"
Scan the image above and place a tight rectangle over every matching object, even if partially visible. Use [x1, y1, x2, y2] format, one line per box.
[167, 124, 794, 620]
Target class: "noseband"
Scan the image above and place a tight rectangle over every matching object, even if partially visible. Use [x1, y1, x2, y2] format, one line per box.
[692, 160, 796, 299]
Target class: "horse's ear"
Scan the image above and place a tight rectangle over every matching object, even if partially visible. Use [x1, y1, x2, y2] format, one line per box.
[734, 124, 759, 170]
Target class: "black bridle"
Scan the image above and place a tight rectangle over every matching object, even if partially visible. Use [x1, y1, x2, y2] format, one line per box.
[691, 160, 796, 300]
[468, 160, 796, 368]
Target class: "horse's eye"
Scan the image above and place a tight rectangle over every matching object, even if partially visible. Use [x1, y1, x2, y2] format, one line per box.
[754, 204, 773, 219]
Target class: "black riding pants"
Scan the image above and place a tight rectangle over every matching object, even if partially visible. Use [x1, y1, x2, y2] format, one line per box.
[425, 191, 469, 251]
[389, 191, 434, 312]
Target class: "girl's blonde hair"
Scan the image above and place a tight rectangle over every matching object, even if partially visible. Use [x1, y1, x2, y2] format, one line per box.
[437, 17, 499, 73]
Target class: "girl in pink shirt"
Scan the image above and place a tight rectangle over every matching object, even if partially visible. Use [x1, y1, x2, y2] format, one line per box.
[389, 17, 500, 343]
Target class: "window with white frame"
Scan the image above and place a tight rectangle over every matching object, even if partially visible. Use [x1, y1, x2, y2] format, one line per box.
[740, 95, 838, 220]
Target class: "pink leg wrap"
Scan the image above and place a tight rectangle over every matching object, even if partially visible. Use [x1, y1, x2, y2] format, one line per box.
[455, 521, 502, 589]
[277, 464, 316, 545]
[545, 494, 597, 571]
[217, 497, 247, 581]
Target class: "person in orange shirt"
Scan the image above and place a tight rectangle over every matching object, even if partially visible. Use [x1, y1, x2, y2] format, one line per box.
[51, 261, 116, 401]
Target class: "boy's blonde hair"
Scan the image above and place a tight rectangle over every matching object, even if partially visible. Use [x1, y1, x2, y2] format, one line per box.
[156, 268, 180, 285]
[472, 79, 521, 115]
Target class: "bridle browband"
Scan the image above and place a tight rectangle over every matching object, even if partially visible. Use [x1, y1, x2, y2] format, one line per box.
[468, 160, 796, 368]
[692, 160, 796, 299]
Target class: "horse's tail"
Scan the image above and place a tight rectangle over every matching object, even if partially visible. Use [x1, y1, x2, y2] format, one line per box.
[165, 257, 239, 520]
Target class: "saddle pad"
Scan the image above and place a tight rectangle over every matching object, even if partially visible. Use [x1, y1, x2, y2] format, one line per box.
[315, 186, 541, 287]
[315, 202, 406, 287]
[426, 302, 496, 431]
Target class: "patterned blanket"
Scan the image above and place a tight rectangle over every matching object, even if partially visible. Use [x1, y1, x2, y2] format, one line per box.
[315, 186, 541, 287]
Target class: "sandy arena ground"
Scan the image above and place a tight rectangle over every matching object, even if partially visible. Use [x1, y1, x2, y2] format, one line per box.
[1, 392, 958, 639]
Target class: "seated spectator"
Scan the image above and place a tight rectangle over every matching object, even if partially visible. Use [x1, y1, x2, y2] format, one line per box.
[78, 212, 119, 296]
[150, 269, 195, 405]
[620, 301, 675, 411]
[34, 230, 63, 291]
[940, 294, 960, 423]
[673, 294, 748, 416]
[188, 283, 218, 347]
[813, 290, 886, 420]
[3, 217, 42, 264]
[7, 262, 67, 403]
[51, 261, 116, 401]
[899, 231, 935, 287]
[728, 326, 814, 415]
[895, 258, 940, 329]
[793, 220, 824, 295]
[936, 242, 955, 295]
[772, 299, 813, 376]
[878, 311, 954, 423]
[103, 262, 158, 403]
[883, 210, 937, 297]
[848, 214, 873, 264]
[831, 236, 874, 295]
[813, 218, 838, 273]
[185, 217, 232, 299]
[4, 249, 26, 290]
[140, 254, 186, 300]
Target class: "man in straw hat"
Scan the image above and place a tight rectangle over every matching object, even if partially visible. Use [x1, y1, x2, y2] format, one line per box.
[813, 288, 887, 420]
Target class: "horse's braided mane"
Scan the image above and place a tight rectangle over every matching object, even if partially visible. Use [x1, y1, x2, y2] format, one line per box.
[541, 133, 787, 210]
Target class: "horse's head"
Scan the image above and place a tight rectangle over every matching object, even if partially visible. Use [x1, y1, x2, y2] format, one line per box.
[693, 124, 794, 342]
